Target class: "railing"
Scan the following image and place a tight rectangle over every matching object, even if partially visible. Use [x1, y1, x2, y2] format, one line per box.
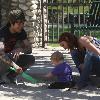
[70, 0, 100, 37]
[42, 0, 100, 46]
[0, 0, 1, 27]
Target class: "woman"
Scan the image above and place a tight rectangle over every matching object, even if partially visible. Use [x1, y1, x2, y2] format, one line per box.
[59, 32, 100, 90]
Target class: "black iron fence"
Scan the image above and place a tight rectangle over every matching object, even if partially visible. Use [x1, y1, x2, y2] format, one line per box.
[0, 0, 99, 47]
[41, 0, 100, 47]
[0, 0, 1, 27]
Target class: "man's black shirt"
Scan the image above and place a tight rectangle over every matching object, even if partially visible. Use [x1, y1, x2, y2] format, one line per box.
[0, 23, 27, 53]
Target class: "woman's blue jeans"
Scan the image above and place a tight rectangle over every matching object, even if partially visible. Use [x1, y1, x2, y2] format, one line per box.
[71, 49, 86, 73]
[77, 52, 100, 87]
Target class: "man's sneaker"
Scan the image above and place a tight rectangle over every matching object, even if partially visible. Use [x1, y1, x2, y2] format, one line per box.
[0, 73, 17, 84]
[0, 75, 11, 84]
[0, 76, 6, 84]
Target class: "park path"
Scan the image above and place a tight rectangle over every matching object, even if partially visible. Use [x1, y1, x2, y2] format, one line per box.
[0, 47, 100, 100]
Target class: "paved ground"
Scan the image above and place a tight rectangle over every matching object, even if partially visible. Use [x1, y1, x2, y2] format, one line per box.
[0, 47, 100, 100]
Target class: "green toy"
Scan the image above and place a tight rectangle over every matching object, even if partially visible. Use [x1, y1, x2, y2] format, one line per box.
[9, 67, 42, 84]
[0, 55, 42, 84]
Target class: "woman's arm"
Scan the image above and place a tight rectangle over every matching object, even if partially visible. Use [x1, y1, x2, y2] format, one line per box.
[79, 36, 100, 55]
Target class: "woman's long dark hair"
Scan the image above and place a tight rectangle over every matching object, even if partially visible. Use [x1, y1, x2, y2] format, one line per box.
[59, 32, 80, 50]
[59, 32, 86, 63]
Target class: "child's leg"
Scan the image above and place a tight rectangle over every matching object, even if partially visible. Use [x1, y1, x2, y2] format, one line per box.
[48, 81, 75, 89]
[48, 82, 65, 89]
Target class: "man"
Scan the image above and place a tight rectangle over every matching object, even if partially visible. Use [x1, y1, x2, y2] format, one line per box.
[0, 9, 35, 84]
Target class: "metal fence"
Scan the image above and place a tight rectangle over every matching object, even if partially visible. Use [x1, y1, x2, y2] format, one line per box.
[0, 0, 1, 27]
[0, 0, 99, 47]
[41, 0, 100, 47]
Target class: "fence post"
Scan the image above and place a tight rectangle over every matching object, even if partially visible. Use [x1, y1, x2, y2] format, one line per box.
[70, 14, 75, 34]
[0, 0, 1, 27]
[41, 0, 45, 48]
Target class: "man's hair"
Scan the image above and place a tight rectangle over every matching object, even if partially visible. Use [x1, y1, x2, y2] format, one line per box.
[51, 51, 64, 61]
[8, 9, 26, 24]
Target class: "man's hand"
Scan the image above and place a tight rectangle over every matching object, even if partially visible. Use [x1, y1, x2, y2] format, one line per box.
[12, 48, 22, 61]
[16, 67, 23, 74]
[0, 42, 4, 55]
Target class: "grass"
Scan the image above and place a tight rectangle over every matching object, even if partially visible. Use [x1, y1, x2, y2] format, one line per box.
[48, 26, 100, 43]
[47, 0, 100, 43]
[48, 5, 89, 14]
[48, 43, 60, 47]
[48, 0, 91, 15]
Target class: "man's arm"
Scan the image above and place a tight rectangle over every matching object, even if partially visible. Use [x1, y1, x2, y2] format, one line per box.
[0, 42, 5, 55]
[0, 54, 23, 73]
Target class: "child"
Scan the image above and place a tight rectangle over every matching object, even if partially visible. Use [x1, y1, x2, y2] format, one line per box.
[44, 51, 75, 89]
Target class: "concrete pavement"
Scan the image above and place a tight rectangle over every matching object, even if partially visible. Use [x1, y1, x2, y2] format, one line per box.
[0, 47, 100, 100]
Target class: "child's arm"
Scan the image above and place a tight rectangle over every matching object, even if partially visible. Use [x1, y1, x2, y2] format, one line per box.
[29, 72, 56, 81]
[43, 72, 54, 79]
[31, 72, 54, 79]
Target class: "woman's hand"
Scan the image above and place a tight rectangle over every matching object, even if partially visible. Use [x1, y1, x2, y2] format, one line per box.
[79, 36, 100, 56]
